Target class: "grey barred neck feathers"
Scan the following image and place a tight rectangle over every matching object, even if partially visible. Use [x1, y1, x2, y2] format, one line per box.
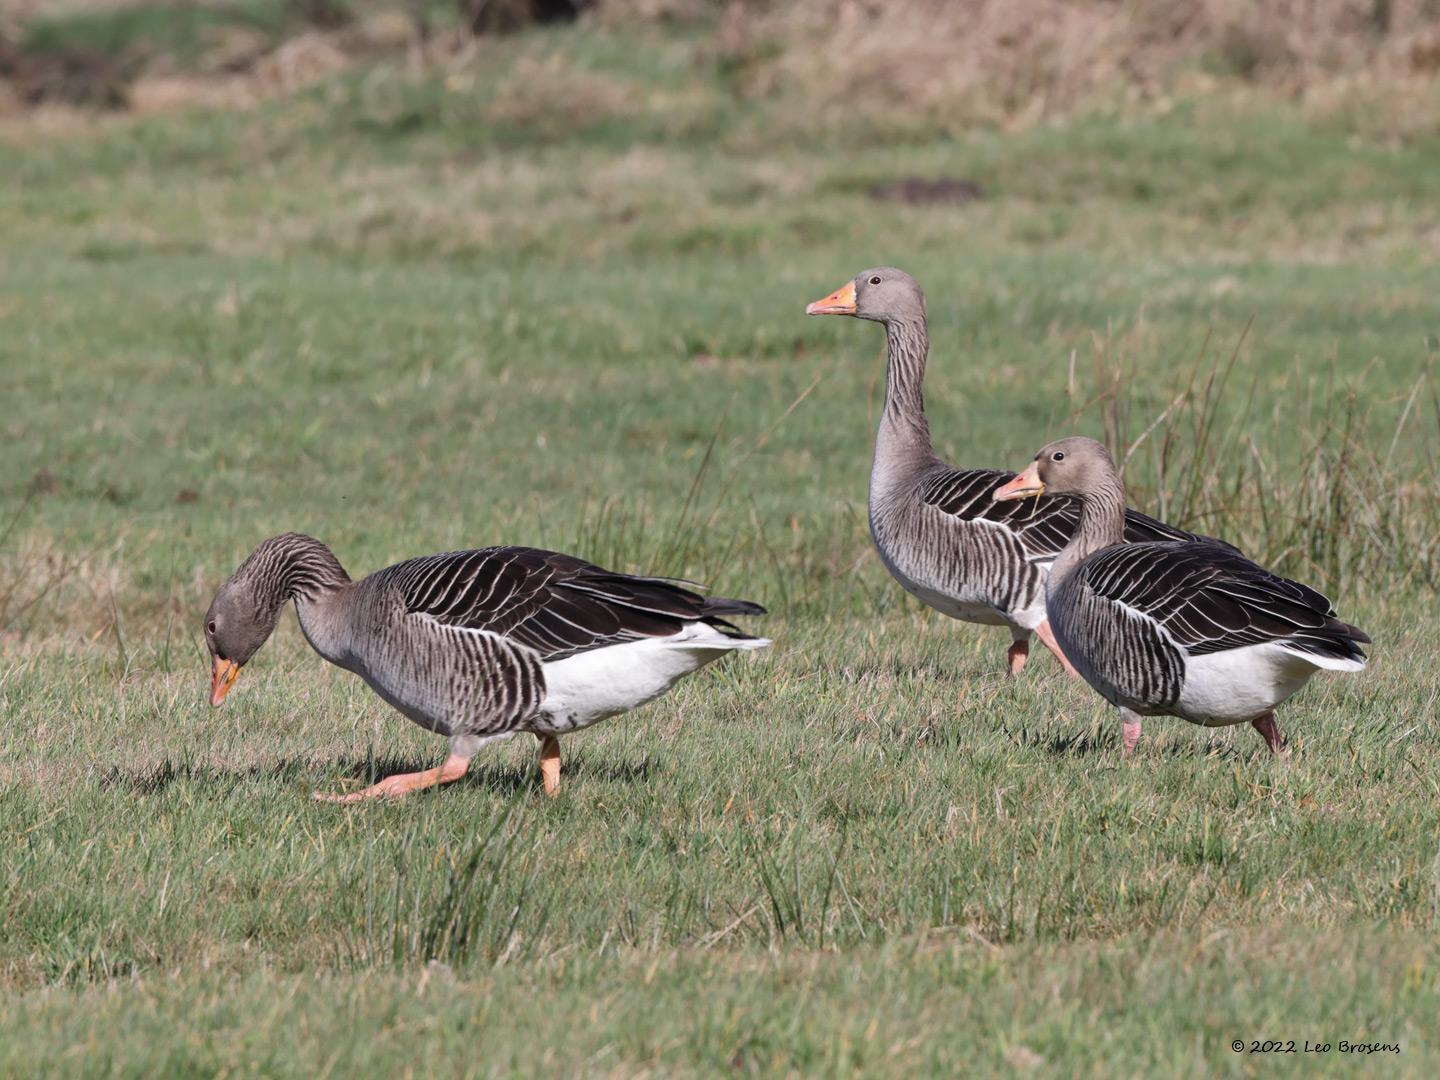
[852, 268, 935, 455]
[205, 534, 351, 666]
[881, 318, 934, 447]
[232, 533, 351, 607]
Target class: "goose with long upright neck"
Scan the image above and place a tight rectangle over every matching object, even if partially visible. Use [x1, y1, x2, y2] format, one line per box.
[806, 268, 1222, 676]
[204, 533, 768, 801]
[994, 437, 1370, 755]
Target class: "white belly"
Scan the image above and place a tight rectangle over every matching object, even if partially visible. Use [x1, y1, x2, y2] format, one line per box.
[1176, 643, 1331, 726]
[534, 624, 769, 735]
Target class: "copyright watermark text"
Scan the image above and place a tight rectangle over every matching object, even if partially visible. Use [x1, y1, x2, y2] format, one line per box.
[1231, 1040, 1400, 1055]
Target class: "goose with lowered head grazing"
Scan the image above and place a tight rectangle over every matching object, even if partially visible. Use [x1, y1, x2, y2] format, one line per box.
[993, 437, 1369, 756]
[806, 267, 1225, 677]
[204, 534, 768, 801]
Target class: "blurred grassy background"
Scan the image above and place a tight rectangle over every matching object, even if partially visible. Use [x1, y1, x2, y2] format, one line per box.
[3, 3, 1440, 1076]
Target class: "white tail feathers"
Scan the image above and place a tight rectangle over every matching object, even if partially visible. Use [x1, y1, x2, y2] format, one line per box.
[669, 622, 770, 651]
[1278, 645, 1365, 673]
[691, 635, 770, 651]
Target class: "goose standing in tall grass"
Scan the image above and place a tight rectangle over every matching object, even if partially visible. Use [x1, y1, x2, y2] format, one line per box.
[205, 534, 768, 801]
[805, 267, 1221, 677]
[993, 437, 1369, 755]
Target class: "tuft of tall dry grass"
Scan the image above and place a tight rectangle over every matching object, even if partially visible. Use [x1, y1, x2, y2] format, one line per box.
[1065, 327, 1440, 601]
[10, 0, 1440, 126]
[484, 50, 636, 128]
[699, 0, 1440, 131]
[0, 502, 132, 655]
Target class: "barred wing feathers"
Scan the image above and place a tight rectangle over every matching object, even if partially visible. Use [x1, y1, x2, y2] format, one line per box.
[920, 467, 1238, 562]
[373, 547, 764, 662]
[1074, 543, 1369, 664]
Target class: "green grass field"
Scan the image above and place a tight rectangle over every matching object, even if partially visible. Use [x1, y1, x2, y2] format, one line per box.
[3, 15, 1440, 1077]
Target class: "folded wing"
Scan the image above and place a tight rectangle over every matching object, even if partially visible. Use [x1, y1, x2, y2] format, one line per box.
[921, 467, 1238, 563]
[373, 547, 763, 661]
[1075, 542, 1369, 664]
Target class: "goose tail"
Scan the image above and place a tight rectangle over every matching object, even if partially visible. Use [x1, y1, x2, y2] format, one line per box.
[697, 595, 768, 642]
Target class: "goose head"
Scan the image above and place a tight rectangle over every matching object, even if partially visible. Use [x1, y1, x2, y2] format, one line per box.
[204, 575, 282, 706]
[805, 267, 926, 324]
[992, 436, 1118, 502]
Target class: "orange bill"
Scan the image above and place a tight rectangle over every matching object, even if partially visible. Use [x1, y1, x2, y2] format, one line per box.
[993, 462, 1044, 501]
[804, 280, 857, 316]
[210, 655, 241, 706]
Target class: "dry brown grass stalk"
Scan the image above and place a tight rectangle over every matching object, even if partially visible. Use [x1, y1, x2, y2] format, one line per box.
[1070, 328, 1440, 596]
[709, 0, 1440, 129]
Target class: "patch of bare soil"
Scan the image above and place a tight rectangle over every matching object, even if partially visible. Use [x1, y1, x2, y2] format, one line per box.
[869, 178, 983, 206]
[0, 32, 141, 108]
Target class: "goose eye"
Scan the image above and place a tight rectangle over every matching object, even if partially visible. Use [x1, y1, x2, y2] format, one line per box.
[207, 620, 217, 635]
[1051, 451, 1066, 462]
[869, 276, 881, 285]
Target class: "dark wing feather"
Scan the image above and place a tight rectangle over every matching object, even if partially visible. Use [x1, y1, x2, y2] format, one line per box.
[1120, 507, 1240, 553]
[1075, 542, 1369, 662]
[920, 467, 1239, 561]
[920, 468, 1076, 560]
[374, 547, 763, 661]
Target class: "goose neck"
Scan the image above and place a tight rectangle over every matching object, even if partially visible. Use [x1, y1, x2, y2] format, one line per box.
[239, 533, 353, 661]
[295, 584, 355, 667]
[876, 315, 935, 459]
[1052, 478, 1128, 585]
[269, 536, 352, 664]
[256, 534, 351, 607]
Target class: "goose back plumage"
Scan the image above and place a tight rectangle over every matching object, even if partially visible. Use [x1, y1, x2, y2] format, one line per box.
[369, 546, 762, 661]
[1049, 541, 1370, 718]
[872, 464, 1234, 631]
[341, 546, 765, 749]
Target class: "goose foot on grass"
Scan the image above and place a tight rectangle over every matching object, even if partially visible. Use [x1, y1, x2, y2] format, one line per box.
[314, 752, 472, 804]
[538, 734, 561, 796]
[1006, 638, 1029, 675]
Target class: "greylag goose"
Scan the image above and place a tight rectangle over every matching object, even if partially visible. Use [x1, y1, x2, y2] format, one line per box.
[805, 267, 1223, 677]
[993, 437, 1369, 756]
[204, 533, 768, 801]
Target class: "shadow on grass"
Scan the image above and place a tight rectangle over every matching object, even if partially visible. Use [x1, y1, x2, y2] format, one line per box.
[102, 751, 658, 796]
[1007, 723, 1246, 761]
[101, 758, 315, 794]
[322, 753, 659, 795]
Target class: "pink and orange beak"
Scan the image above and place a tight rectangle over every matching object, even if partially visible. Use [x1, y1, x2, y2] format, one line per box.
[805, 280, 857, 316]
[993, 462, 1044, 502]
[210, 655, 241, 707]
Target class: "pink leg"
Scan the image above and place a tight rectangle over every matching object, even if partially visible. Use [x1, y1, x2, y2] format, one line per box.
[1120, 710, 1143, 756]
[538, 734, 561, 796]
[1251, 712, 1290, 759]
[1007, 637, 1029, 676]
[1035, 620, 1080, 679]
[314, 752, 471, 804]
